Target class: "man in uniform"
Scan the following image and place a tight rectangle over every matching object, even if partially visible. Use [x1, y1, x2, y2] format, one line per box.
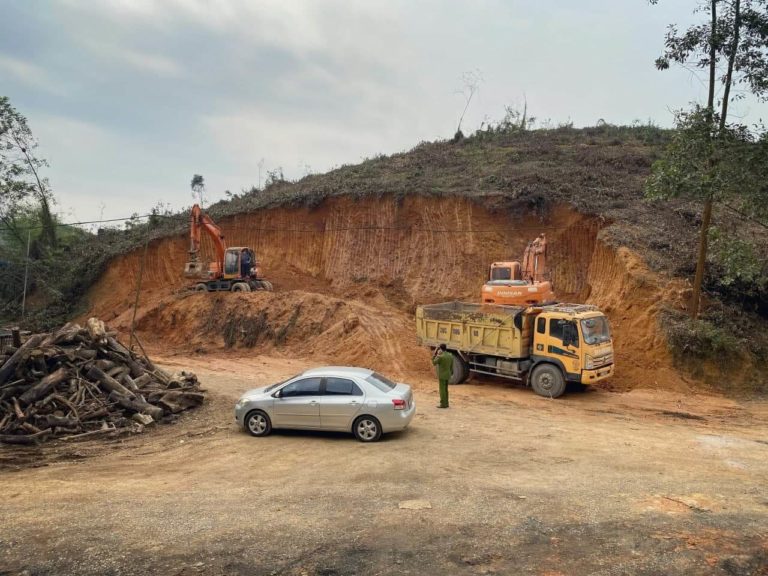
[432, 344, 453, 409]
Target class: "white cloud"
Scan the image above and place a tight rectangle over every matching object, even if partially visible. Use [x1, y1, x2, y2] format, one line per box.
[81, 39, 186, 78]
[0, 55, 63, 94]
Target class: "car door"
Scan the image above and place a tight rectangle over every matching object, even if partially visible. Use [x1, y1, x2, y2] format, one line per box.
[319, 377, 364, 430]
[272, 377, 322, 428]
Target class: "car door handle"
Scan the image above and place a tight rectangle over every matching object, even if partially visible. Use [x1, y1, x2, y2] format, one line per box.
[309, 400, 318, 404]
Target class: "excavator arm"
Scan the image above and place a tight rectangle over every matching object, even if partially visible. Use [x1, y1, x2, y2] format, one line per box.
[185, 204, 227, 278]
[521, 233, 547, 283]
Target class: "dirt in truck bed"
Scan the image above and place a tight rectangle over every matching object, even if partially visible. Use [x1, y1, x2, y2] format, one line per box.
[1, 356, 766, 575]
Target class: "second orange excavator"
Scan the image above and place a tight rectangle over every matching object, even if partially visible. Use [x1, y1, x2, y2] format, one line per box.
[481, 233, 555, 306]
[183, 203, 273, 292]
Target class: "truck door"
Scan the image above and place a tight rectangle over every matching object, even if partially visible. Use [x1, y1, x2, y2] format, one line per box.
[535, 316, 581, 375]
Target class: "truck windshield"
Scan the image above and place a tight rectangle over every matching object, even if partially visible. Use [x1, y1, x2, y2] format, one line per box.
[580, 317, 611, 345]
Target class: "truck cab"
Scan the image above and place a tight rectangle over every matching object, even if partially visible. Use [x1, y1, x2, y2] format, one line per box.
[530, 305, 614, 387]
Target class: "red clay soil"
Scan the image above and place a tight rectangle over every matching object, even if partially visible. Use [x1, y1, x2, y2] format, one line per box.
[84, 195, 690, 391]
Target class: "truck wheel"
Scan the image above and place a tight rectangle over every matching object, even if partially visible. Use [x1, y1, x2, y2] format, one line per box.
[261, 280, 274, 291]
[195, 283, 208, 292]
[448, 352, 469, 385]
[232, 282, 251, 292]
[530, 364, 566, 398]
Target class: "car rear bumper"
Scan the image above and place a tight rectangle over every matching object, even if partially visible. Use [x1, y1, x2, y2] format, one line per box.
[380, 400, 416, 432]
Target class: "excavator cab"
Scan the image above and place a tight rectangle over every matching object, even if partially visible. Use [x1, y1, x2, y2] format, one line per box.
[481, 234, 555, 306]
[489, 261, 522, 281]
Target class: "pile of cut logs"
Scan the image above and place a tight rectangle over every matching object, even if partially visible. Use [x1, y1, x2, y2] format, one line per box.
[0, 318, 205, 445]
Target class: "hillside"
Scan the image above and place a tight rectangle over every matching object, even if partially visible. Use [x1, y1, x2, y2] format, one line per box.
[26, 125, 768, 394]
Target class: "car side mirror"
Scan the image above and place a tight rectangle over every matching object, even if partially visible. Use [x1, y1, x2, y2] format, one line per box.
[273, 390, 282, 398]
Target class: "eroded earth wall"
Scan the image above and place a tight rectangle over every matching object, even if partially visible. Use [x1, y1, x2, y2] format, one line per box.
[87, 196, 686, 390]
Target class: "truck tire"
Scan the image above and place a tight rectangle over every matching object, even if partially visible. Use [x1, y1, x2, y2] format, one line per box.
[195, 283, 208, 292]
[448, 352, 469, 385]
[530, 364, 566, 398]
[232, 282, 251, 292]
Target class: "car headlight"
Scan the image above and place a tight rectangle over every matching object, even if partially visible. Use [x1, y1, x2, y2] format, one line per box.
[236, 398, 249, 409]
[584, 355, 595, 370]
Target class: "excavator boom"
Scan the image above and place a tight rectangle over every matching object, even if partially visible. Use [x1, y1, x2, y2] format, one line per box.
[185, 204, 227, 279]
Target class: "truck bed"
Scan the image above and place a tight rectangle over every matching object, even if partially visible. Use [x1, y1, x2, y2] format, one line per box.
[415, 301, 533, 359]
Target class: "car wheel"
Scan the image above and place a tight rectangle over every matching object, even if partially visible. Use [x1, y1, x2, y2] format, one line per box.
[245, 410, 272, 437]
[530, 364, 566, 398]
[232, 282, 251, 292]
[353, 415, 382, 442]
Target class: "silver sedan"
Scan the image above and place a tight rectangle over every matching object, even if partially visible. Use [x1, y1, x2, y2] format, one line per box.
[234, 366, 416, 442]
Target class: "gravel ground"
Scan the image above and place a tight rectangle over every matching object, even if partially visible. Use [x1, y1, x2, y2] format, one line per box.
[1, 355, 767, 576]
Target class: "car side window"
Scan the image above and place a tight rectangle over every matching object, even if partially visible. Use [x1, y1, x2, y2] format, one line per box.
[325, 377, 363, 396]
[280, 377, 322, 397]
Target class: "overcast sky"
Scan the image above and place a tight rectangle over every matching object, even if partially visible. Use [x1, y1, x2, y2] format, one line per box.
[2, 0, 767, 223]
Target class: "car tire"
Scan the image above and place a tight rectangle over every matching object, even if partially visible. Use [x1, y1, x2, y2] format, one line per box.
[232, 282, 251, 292]
[530, 364, 566, 398]
[448, 352, 469, 385]
[244, 410, 272, 437]
[352, 415, 382, 442]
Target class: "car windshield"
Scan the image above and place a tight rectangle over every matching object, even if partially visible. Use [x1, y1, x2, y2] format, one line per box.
[365, 372, 397, 392]
[580, 317, 611, 345]
[264, 375, 298, 393]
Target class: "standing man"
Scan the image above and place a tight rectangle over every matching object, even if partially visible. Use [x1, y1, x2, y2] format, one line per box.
[432, 344, 453, 409]
[240, 249, 252, 278]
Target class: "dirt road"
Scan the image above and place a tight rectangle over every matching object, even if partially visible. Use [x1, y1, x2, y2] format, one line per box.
[1, 355, 767, 575]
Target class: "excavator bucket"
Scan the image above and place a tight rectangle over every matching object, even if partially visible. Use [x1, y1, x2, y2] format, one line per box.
[184, 261, 208, 279]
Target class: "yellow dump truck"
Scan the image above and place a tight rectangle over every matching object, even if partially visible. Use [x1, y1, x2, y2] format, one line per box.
[416, 302, 614, 398]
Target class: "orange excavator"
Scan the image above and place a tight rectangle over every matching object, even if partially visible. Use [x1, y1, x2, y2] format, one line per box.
[481, 233, 555, 306]
[183, 204, 273, 292]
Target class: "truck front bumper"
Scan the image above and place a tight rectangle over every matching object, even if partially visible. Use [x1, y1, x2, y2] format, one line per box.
[581, 363, 614, 384]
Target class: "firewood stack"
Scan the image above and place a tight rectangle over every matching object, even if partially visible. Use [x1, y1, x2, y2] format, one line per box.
[0, 318, 205, 445]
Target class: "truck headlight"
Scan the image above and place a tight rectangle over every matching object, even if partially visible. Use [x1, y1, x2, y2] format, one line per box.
[585, 355, 595, 370]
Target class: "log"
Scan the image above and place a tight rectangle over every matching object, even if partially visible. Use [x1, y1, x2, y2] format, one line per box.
[0, 428, 51, 445]
[19, 367, 69, 405]
[106, 337, 131, 358]
[86, 366, 135, 399]
[133, 373, 153, 388]
[11, 328, 21, 348]
[45, 415, 80, 428]
[0, 334, 44, 385]
[74, 349, 97, 361]
[120, 374, 140, 394]
[110, 393, 164, 420]
[157, 391, 206, 413]
[86, 318, 107, 345]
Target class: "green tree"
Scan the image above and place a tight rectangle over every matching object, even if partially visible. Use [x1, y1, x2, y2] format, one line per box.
[191, 174, 205, 206]
[648, 0, 768, 318]
[0, 96, 57, 249]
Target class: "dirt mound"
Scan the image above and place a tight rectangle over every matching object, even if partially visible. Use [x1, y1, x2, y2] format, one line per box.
[134, 291, 430, 380]
[85, 195, 691, 391]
